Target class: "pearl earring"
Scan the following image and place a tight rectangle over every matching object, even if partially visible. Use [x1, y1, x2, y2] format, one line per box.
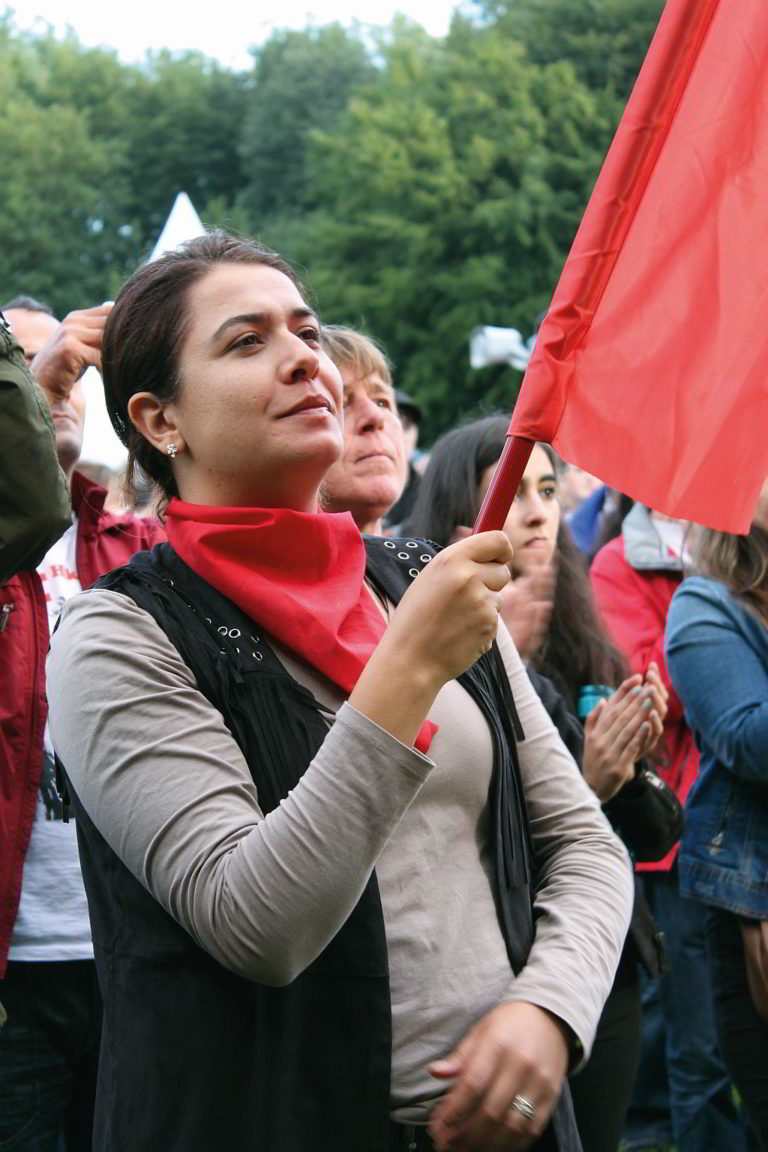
[166, 443, 178, 458]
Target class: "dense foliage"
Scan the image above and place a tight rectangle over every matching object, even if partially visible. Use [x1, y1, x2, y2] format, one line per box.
[0, 0, 663, 438]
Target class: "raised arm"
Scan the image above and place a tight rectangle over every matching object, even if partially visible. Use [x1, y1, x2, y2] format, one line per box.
[48, 532, 514, 985]
[48, 588, 434, 985]
[0, 313, 70, 581]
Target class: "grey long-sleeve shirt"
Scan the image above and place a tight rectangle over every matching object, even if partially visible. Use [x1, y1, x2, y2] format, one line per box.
[48, 588, 633, 1121]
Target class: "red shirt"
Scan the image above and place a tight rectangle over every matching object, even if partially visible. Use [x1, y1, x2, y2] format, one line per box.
[0, 471, 165, 972]
[591, 521, 699, 872]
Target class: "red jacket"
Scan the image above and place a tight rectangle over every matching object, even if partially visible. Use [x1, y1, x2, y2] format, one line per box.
[0, 471, 164, 973]
[591, 504, 699, 872]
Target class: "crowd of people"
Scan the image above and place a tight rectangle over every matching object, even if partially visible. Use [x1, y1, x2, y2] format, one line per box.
[0, 231, 766, 1152]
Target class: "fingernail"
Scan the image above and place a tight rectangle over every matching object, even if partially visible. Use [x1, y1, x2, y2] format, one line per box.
[631, 686, 642, 696]
[643, 698, 653, 709]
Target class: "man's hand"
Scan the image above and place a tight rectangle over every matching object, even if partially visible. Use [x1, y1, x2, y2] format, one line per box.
[427, 1001, 570, 1151]
[30, 304, 112, 406]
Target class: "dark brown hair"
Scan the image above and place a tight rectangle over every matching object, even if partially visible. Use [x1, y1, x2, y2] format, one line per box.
[537, 524, 627, 710]
[102, 231, 303, 505]
[692, 523, 768, 625]
[405, 416, 515, 546]
[0, 294, 55, 316]
[406, 416, 626, 710]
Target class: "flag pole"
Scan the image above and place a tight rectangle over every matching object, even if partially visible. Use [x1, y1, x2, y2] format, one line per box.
[472, 434, 535, 534]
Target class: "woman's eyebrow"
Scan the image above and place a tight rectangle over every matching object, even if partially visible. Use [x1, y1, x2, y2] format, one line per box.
[539, 473, 558, 485]
[211, 307, 317, 343]
[368, 381, 394, 399]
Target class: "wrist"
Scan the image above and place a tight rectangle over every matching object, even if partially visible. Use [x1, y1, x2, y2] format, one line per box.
[370, 632, 445, 697]
[537, 1006, 577, 1073]
[582, 759, 602, 796]
[349, 639, 442, 750]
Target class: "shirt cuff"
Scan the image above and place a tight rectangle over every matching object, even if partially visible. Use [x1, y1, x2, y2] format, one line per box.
[337, 702, 435, 782]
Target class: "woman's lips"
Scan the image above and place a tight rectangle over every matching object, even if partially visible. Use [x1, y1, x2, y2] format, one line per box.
[283, 406, 333, 418]
[280, 395, 333, 418]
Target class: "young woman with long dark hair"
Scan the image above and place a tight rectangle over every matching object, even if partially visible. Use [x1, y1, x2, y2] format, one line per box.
[45, 236, 633, 1152]
[406, 416, 673, 1152]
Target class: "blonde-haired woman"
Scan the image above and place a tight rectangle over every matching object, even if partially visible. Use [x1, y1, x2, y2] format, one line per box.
[666, 481, 768, 1148]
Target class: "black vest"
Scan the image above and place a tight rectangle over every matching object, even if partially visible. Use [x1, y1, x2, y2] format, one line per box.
[66, 537, 580, 1152]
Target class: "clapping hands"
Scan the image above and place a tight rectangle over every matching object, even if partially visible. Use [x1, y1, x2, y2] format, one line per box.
[582, 663, 668, 802]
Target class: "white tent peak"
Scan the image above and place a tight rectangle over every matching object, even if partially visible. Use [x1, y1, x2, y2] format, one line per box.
[148, 192, 206, 262]
[80, 194, 206, 469]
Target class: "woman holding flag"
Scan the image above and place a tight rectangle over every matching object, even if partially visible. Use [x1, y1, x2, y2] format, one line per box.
[46, 232, 631, 1152]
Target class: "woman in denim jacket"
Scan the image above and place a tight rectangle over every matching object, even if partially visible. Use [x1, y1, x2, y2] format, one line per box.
[665, 483, 768, 1148]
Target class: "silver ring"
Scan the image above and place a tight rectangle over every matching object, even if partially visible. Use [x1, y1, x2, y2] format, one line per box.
[511, 1094, 536, 1121]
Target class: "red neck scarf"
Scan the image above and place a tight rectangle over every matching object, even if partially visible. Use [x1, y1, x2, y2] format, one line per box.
[165, 500, 436, 754]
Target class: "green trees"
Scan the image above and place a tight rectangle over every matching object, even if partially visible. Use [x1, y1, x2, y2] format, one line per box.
[0, 0, 664, 433]
[266, 15, 622, 433]
[0, 18, 246, 312]
[476, 0, 663, 97]
[238, 24, 376, 224]
[0, 95, 117, 313]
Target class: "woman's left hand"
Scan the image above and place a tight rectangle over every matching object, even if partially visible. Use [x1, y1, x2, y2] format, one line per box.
[638, 662, 668, 758]
[427, 1001, 570, 1151]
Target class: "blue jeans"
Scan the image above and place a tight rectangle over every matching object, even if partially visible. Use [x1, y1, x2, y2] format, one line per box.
[0, 960, 100, 1152]
[623, 870, 751, 1152]
[706, 907, 768, 1150]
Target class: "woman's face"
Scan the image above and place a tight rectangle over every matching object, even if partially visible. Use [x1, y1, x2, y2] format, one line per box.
[165, 262, 344, 509]
[479, 444, 560, 576]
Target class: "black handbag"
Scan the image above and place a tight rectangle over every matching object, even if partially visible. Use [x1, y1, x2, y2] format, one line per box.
[603, 765, 684, 863]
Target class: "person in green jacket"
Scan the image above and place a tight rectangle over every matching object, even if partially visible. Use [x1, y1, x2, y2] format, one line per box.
[0, 307, 70, 582]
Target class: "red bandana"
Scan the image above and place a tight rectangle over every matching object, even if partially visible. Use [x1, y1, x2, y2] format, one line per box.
[165, 500, 436, 754]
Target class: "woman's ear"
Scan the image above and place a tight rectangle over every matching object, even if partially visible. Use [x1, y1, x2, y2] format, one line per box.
[127, 392, 186, 456]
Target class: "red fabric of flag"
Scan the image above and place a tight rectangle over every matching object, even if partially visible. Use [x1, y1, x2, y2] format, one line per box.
[509, 0, 768, 533]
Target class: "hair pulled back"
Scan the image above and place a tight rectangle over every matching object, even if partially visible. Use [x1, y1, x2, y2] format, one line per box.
[102, 230, 303, 505]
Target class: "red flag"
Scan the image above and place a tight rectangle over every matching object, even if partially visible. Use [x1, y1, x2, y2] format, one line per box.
[477, 0, 768, 535]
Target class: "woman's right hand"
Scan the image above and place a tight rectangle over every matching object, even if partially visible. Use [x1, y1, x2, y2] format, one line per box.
[349, 533, 513, 749]
[384, 531, 514, 684]
[582, 675, 663, 802]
